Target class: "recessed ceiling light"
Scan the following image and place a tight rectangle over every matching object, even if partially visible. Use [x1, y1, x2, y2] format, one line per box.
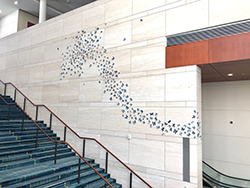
[228, 73, 233, 77]
[0, 10, 2, 14]
[14, 1, 18, 5]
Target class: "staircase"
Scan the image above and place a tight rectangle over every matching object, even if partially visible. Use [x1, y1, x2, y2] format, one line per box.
[0, 95, 122, 188]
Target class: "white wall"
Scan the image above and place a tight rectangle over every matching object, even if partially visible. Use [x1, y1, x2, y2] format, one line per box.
[0, 9, 38, 39]
[202, 81, 250, 179]
[0, 10, 18, 38]
[17, 10, 38, 31]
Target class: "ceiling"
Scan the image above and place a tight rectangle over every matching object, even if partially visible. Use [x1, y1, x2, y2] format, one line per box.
[0, 0, 96, 20]
[198, 59, 250, 83]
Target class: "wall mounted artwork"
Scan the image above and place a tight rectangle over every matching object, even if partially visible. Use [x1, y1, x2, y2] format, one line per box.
[61, 28, 201, 139]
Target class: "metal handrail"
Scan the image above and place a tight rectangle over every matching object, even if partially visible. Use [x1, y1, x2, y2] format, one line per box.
[203, 172, 247, 188]
[0, 95, 113, 187]
[0, 80, 152, 188]
[203, 161, 250, 182]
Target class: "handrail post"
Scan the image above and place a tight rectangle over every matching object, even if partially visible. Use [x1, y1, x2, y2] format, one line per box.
[82, 139, 85, 158]
[23, 98, 26, 111]
[78, 157, 81, 184]
[35, 106, 38, 120]
[21, 113, 24, 132]
[64, 126, 67, 142]
[8, 105, 11, 120]
[105, 151, 108, 173]
[35, 127, 38, 148]
[49, 113, 52, 130]
[130, 172, 132, 188]
[54, 142, 57, 164]
[4, 84, 6, 96]
[14, 89, 16, 102]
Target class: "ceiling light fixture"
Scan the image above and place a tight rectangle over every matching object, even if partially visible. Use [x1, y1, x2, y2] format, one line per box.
[228, 73, 233, 77]
[14, 1, 18, 5]
[0, 10, 2, 14]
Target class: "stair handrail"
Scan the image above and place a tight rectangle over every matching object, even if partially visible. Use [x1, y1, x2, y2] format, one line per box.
[0, 80, 153, 188]
[0, 95, 114, 187]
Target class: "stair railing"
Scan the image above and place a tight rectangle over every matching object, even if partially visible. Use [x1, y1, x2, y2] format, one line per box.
[0, 80, 152, 188]
[0, 95, 113, 187]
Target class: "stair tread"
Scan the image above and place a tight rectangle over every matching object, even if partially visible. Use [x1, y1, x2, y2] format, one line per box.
[35, 169, 107, 188]
[0, 143, 66, 157]
[0, 147, 71, 162]
[0, 129, 53, 136]
[0, 132, 56, 141]
[0, 140, 62, 153]
[0, 150, 75, 168]
[0, 155, 80, 177]
[7, 159, 98, 188]
[0, 136, 59, 146]
[86, 177, 117, 188]
[0, 157, 95, 186]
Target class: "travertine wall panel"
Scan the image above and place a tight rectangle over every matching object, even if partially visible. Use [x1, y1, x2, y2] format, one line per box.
[104, 21, 132, 48]
[42, 84, 60, 103]
[130, 139, 165, 170]
[31, 26, 46, 45]
[27, 85, 43, 103]
[6, 53, 18, 69]
[165, 71, 198, 101]
[79, 81, 103, 102]
[7, 35, 19, 52]
[166, 0, 208, 35]
[78, 107, 102, 129]
[105, 0, 132, 22]
[29, 66, 44, 83]
[101, 107, 130, 131]
[19, 31, 32, 49]
[31, 46, 45, 63]
[131, 43, 165, 71]
[0, 57, 6, 71]
[133, 0, 165, 14]
[82, 4, 105, 29]
[43, 62, 61, 82]
[131, 75, 165, 101]
[165, 142, 183, 174]
[209, 0, 250, 26]
[59, 82, 79, 102]
[16, 68, 29, 85]
[132, 12, 165, 42]
[45, 41, 62, 61]
[62, 13, 82, 35]
[18, 49, 31, 66]
[100, 135, 129, 163]
[106, 50, 131, 74]
[0, 39, 8, 54]
[46, 20, 63, 41]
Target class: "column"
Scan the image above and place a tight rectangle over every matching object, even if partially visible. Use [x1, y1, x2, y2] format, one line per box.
[39, 0, 47, 23]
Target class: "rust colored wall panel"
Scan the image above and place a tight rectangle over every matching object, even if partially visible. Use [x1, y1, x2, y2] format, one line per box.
[209, 32, 250, 64]
[166, 40, 209, 68]
[166, 32, 250, 68]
